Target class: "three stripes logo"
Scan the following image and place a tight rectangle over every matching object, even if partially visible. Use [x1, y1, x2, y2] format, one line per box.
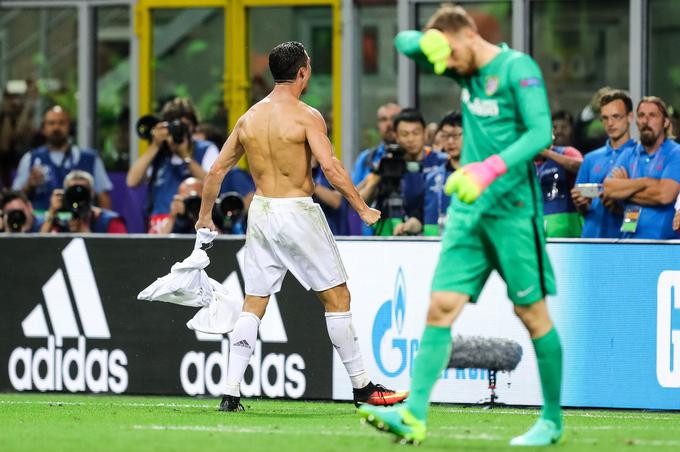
[8, 239, 128, 393]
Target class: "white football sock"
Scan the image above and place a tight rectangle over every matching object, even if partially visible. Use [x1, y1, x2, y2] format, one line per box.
[225, 312, 260, 397]
[325, 311, 370, 389]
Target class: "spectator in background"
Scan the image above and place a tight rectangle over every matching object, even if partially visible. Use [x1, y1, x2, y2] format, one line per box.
[162, 176, 250, 235]
[12, 106, 113, 212]
[603, 97, 680, 239]
[552, 110, 575, 147]
[0, 80, 38, 188]
[574, 86, 611, 153]
[0, 190, 42, 233]
[41, 170, 127, 234]
[359, 108, 447, 236]
[353, 102, 402, 186]
[126, 98, 219, 233]
[572, 90, 636, 238]
[535, 138, 583, 238]
[312, 156, 348, 235]
[424, 122, 439, 147]
[193, 122, 226, 148]
[161, 177, 204, 234]
[423, 111, 462, 236]
[670, 107, 680, 144]
[352, 102, 402, 236]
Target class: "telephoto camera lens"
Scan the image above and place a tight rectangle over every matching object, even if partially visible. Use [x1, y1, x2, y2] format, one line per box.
[6, 209, 27, 232]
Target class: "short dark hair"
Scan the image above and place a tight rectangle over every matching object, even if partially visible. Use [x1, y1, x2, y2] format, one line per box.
[161, 97, 199, 126]
[269, 42, 308, 83]
[600, 90, 633, 113]
[0, 190, 30, 210]
[393, 108, 426, 130]
[438, 111, 462, 131]
[551, 110, 574, 124]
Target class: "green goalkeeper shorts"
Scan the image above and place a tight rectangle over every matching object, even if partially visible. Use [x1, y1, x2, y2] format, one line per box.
[431, 208, 556, 305]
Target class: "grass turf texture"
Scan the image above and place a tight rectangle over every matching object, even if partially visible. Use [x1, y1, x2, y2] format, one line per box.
[1, 394, 679, 451]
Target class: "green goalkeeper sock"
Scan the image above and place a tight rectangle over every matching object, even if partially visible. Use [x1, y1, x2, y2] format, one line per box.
[406, 325, 452, 421]
[533, 327, 563, 429]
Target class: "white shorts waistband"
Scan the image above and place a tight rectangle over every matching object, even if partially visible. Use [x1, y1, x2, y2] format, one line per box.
[252, 194, 314, 208]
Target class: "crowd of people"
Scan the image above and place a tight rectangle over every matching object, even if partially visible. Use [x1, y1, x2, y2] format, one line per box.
[1, 88, 679, 239]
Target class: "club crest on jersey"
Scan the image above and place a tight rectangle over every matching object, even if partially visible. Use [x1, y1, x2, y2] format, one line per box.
[485, 76, 499, 96]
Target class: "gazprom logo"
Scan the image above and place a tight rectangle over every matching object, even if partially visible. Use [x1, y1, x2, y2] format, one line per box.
[657, 271, 680, 388]
[371, 268, 418, 377]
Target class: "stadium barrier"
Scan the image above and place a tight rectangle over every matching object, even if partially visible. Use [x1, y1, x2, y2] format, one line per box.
[1, 236, 679, 409]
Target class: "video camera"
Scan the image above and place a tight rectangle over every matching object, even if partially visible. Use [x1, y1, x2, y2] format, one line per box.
[180, 191, 245, 234]
[374, 144, 422, 220]
[135, 115, 190, 144]
[55, 185, 92, 231]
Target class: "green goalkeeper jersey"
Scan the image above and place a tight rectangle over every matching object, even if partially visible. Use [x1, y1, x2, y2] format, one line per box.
[396, 32, 553, 217]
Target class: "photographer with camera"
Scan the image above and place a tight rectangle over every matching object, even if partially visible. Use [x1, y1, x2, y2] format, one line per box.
[126, 98, 219, 233]
[162, 177, 246, 235]
[40, 170, 127, 234]
[0, 190, 43, 233]
[12, 106, 113, 212]
[359, 108, 447, 236]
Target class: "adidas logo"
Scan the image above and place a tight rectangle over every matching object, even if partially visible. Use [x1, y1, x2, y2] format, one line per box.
[8, 239, 129, 393]
[180, 247, 306, 399]
[233, 340, 251, 348]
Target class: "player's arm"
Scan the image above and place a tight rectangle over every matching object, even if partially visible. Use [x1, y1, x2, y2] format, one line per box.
[195, 119, 245, 230]
[394, 30, 460, 79]
[445, 55, 552, 203]
[305, 109, 380, 226]
[500, 57, 553, 168]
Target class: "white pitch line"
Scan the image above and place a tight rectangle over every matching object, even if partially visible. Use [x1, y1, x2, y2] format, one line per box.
[441, 408, 680, 421]
[2, 400, 679, 422]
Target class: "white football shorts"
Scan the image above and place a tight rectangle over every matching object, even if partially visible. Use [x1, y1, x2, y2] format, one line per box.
[243, 195, 348, 296]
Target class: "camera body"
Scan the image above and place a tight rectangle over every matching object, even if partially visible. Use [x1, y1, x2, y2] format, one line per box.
[176, 192, 245, 234]
[375, 144, 421, 220]
[55, 185, 92, 231]
[5, 209, 27, 232]
[135, 115, 190, 145]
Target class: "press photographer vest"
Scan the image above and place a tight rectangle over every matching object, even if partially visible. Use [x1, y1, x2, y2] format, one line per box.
[149, 139, 212, 215]
[28, 146, 98, 211]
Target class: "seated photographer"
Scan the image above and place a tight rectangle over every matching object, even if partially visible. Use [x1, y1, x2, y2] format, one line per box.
[312, 156, 348, 235]
[359, 108, 447, 236]
[162, 177, 246, 235]
[126, 97, 219, 233]
[41, 170, 127, 234]
[423, 112, 463, 236]
[0, 190, 43, 233]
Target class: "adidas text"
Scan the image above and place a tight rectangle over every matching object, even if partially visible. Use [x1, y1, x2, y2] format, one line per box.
[180, 339, 305, 398]
[9, 336, 128, 393]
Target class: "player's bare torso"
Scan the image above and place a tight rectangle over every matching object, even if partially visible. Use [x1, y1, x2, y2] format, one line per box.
[237, 94, 319, 198]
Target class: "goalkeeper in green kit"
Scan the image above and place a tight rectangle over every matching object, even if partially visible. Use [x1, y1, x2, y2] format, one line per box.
[358, 4, 563, 447]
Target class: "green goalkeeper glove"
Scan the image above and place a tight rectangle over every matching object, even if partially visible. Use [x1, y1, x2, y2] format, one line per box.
[419, 29, 451, 75]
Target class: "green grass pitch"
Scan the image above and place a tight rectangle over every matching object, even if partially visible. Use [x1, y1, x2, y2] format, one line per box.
[1, 394, 679, 451]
